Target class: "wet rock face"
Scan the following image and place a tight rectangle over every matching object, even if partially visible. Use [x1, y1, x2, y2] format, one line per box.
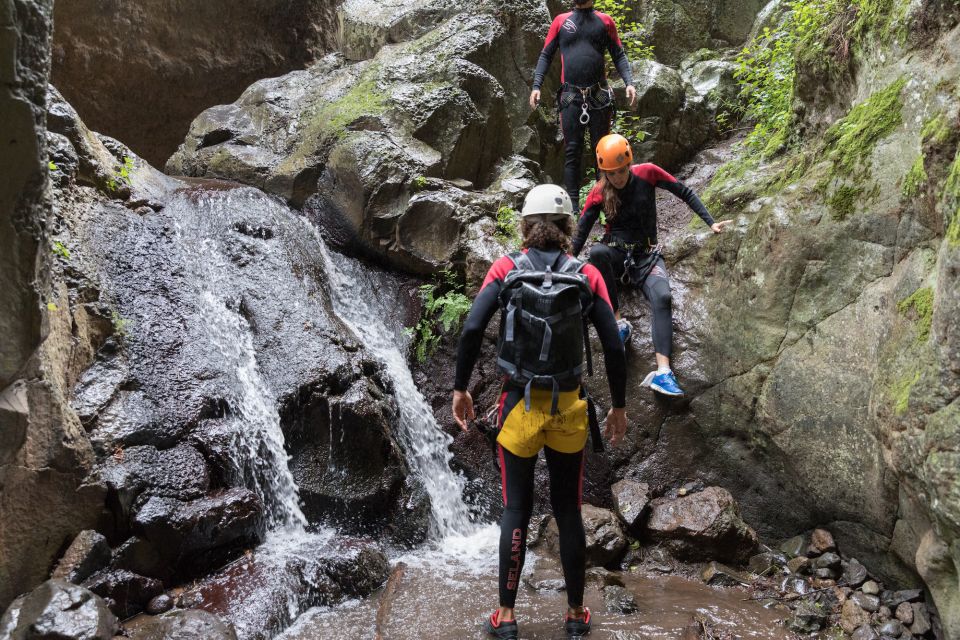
[0, 580, 118, 640]
[646, 487, 759, 563]
[635, 0, 768, 66]
[51, 530, 112, 585]
[0, 0, 108, 612]
[128, 609, 237, 640]
[51, 0, 342, 166]
[179, 536, 389, 639]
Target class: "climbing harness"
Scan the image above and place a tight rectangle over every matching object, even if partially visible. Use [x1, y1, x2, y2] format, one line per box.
[557, 82, 615, 126]
[605, 238, 663, 288]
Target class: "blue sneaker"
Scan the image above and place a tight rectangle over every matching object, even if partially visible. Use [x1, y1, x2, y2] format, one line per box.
[617, 319, 632, 344]
[641, 370, 684, 396]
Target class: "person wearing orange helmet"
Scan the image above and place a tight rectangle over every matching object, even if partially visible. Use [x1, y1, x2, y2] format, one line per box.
[572, 134, 732, 396]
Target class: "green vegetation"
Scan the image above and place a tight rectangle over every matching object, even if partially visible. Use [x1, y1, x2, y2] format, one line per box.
[945, 149, 960, 246]
[921, 112, 953, 145]
[593, 0, 654, 61]
[902, 154, 928, 198]
[48, 161, 58, 171]
[106, 156, 135, 192]
[495, 205, 521, 248]
[611, 113, 648, 153]
[46, 302, 58, 312]
[898, 286, 934, 344]
[411, 175, 428, 192]
[405, 270, 472, 362]
[111, 310, 131, 339]
[824, 76, 906, 178]
[51, 240, 71, 260]
[891, 369, 920, 415]
[303, 66, 389, 146]
[827, 184, 863, 219]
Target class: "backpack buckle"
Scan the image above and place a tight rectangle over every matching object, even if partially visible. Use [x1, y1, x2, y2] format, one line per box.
[542, 266, 553, 289]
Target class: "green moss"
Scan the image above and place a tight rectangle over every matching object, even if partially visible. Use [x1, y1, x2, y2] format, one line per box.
[703, 154, 759, 211]
[898, 286, 934, 343]
[302, 66, 389, 147]
[891, 369, 920, 415]
[921, 112, 953, 145]
[827, 184, 864, 219]
[824, 76, 907, 179]
[946, 149, 960, 246]
[494, 205, 521, 248]
[902, 154, 928, 198]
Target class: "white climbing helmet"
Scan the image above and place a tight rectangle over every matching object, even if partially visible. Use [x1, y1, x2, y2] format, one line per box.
[521, 184, 574, 220]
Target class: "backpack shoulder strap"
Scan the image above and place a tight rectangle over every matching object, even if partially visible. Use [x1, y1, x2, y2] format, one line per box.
[559, 255, 585, 274]
[509, 251, 535, 273]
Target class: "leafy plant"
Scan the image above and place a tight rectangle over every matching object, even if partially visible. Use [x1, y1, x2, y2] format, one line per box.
[411, 175, 428, 192]
[495, 205, 521, 248]
[51, 240, 71, 259]
[593, 0, 655, 61]
[46, 302, 58, 312]
[106, 156, 135, 192]
[48, 161, 58, 171]
[405, 270, 472, 363]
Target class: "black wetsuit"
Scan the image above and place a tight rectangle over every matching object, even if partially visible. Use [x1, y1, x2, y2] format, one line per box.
[532, 8, 633, 206]
[455, 248, 625, 609]
[572, 164, 715, 356]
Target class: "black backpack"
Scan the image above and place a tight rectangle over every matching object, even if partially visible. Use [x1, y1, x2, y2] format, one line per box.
[496, 251, 594, 415]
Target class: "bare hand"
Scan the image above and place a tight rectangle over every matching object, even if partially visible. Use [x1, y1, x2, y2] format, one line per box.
[452, 390, 475, 432]
[710, 220, 733, 234]
[604, 407, 627, 445]
[625, 85, 637, 107]
[529, 89, 541, 110]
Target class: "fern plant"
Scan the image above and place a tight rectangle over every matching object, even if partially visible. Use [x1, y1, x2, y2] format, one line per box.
[405, 270, 472, 363]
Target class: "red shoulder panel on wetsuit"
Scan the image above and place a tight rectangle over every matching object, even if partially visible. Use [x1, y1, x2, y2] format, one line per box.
[596, 11, 622, 46]
[581, 262, 613, 309]
[544, 12, 570, 47]
[633, 163, 677, 185]
[581, 182, 603, 216]
[481, 255, 516, 292]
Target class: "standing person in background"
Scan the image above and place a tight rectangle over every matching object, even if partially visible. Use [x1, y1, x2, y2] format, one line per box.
[453, 184, 628, 639]
[530, 0, 638, 208]
[572, 134, 732, 397]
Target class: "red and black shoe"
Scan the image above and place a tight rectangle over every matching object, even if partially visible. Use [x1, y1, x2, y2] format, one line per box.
[564, 607, 592, 638]
[484, 610, 519, 639]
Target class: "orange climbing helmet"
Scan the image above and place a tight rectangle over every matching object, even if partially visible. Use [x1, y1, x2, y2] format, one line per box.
[596, 134, 633, 171]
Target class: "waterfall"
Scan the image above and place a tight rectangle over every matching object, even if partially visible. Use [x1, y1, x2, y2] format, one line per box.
[314, 238, 477, 539]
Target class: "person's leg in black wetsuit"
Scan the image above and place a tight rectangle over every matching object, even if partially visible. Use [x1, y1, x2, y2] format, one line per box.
[498, 444, 537, 610]
[586, 243, 627, 313]
[560, 99, 613, 207]
[640, 256, 672, 357]
[544, 446, 587, 609]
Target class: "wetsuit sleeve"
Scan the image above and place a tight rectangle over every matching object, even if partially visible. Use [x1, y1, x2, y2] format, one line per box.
[583, 264, 626, 408]
[636, 163, 715, 226]
[453, 257, 513, 391]
[571, 184, 604, 256]
[532, 15, 563, 91]
[600, 13, 633, 87]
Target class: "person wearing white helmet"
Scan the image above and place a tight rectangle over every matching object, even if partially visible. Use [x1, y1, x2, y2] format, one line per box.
[452, 183, 627, 640]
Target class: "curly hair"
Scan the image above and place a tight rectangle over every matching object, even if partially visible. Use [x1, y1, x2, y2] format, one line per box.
[521, 217, 574, 252]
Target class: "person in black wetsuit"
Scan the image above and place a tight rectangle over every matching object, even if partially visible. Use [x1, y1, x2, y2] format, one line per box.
[452, 184, 627, 640]
[530, 0, 637, 207]
[573, 134, 732, 396]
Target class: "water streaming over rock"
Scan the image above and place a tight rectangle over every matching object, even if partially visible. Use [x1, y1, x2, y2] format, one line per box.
[314, 236, 478, 539]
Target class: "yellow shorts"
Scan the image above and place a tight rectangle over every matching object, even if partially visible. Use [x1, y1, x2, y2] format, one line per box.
[496, 386, 588, 458]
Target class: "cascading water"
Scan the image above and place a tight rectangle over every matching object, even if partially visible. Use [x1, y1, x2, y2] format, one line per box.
[314, 237, 477, 539]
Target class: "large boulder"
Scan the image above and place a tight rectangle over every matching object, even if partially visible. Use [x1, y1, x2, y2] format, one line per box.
[539, 505, 629, 568]
[645, 487, 759, 563]
[81, 569, 164, 619]
[127, 609, 237, 640]
[338, 0, 458, 61]
[0, 580, 118, 640]
[51, 530, 112, 585]
[167, 1, 548, 275]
